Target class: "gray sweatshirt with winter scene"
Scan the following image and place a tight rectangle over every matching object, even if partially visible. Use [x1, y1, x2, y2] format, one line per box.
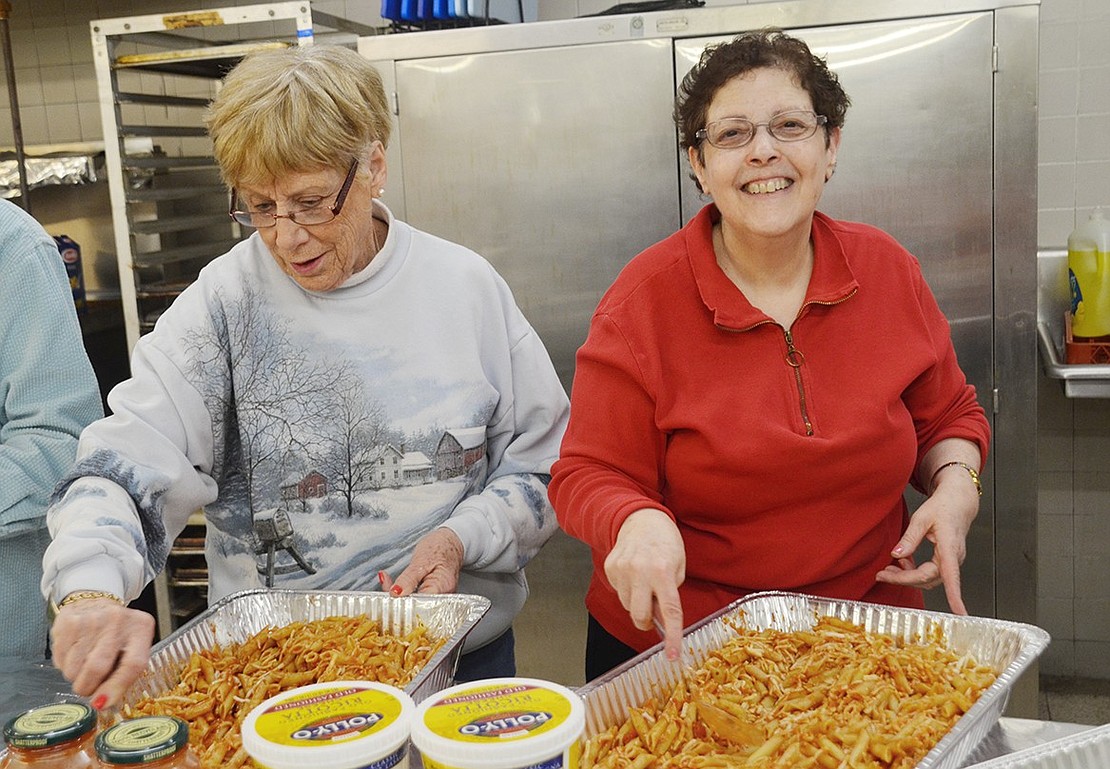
[42, 202, 569, 651]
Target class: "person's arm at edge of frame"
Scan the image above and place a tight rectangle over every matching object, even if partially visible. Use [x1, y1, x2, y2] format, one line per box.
[0, 212, 102, 531]
[1, 206, 104, 667]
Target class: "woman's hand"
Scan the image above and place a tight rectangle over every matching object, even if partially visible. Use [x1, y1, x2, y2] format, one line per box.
[51, 599, 156, 709]
[604, 508, 686, 661]
[381, 527, 465, 596]
[874, 475, 979, 614]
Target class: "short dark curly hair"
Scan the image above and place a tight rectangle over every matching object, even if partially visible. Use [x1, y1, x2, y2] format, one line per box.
[675, 28, 850, 162]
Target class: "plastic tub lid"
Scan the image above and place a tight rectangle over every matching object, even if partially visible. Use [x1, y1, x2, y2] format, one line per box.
[241, 680, 415, 769]
[410, 677, 585, 769]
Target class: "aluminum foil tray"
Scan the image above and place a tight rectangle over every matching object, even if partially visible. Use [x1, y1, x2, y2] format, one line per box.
[966, 724, 1110, 768]
[0, 155, 97, 198]
[121, 588, 490, 706]
[576, 591, 1050, 769]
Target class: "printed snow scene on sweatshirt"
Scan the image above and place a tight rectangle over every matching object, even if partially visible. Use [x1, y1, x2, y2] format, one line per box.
[186, 285, 493, 591]
[52, 451, 174, 584]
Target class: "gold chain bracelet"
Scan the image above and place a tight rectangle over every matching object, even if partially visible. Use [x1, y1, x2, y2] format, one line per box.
[48, 590, 126, 621]
[929, 461, 982, 496]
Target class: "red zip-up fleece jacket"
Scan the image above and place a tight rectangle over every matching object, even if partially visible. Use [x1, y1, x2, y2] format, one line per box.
[550, 204, 991, 653]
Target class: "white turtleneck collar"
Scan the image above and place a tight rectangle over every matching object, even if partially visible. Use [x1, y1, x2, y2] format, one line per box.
[341, 198, 394, 289]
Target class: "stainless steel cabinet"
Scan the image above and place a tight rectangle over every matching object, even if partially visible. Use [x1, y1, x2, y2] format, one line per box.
[381, 38, 681, 391]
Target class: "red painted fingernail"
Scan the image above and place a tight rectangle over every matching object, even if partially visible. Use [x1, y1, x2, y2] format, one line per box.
[378, 571, 387, 586]
[390, 585, 403, 596]
[91, 694, 108, 710]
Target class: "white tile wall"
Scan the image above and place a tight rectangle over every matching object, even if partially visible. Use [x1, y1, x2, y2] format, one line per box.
[1029, 0, 1110, 680]
[2, 0, 1109, 676]
[1039, 0, 1110, 247]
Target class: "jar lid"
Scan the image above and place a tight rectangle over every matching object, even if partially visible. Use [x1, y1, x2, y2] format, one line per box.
[241, 680, 415, 769]
[3, 702, 97, 749]
[410, 677, 585, 769]
[95, 715, 190, 765]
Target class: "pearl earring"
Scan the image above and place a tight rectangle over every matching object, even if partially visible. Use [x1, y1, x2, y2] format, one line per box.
[378, 188, 385, 196]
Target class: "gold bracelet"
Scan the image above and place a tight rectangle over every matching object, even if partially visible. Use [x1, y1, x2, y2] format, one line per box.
[60, 590, 126, 608]
[930, 461, 982, 497]
[49, 590, 126, 621]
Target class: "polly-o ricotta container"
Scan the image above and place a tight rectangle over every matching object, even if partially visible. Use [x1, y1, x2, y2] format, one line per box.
[409, 678, 584, 769]
[241, 681, 415, 769]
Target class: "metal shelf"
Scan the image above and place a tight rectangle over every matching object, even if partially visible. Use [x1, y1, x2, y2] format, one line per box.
[119, 125, 210, 139]
[128, 184, 226, 203]
[115, 92, 211, 108]
[169, 595, 206, 617]
[120, 155, 219, 170]
[134, 281, 195, 298]
[1037, 322, 1110, 398]
[130, 213, 231, 236]
[1036, 248, 1110, 398]
[132, 239, 242, 267]
[114, 40, 292, 77]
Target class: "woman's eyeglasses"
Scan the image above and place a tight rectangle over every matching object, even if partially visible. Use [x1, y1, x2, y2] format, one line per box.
[229, 160, 359, 228]
[696, 111, 828, 150]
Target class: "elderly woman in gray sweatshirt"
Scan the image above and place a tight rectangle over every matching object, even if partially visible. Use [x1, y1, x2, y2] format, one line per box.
[43, 45, 569, 709]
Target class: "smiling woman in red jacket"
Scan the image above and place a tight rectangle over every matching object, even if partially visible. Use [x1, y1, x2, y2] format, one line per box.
[549, 28, 990, 682]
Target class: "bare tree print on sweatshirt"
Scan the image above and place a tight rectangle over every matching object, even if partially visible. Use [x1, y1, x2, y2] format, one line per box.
[185, 284, 349, 517]
[310, 374, 391, 518]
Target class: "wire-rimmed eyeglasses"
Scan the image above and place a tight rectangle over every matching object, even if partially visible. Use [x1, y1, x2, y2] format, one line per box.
[695, 110, 828, 150]
[229, 159, 359, 228]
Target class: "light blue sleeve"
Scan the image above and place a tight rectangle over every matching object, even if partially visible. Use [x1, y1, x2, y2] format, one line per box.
[0, 201, 103, 536]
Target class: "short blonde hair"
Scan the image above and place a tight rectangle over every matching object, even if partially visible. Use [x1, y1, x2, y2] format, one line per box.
[205, 45, 391, 188]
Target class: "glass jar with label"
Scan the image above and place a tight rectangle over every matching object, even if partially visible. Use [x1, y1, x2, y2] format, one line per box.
[94, 716, 199, 769]
[1, 702, 99, 768]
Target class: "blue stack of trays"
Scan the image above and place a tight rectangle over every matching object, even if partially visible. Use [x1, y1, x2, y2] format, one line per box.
[382, 0, 478, 21]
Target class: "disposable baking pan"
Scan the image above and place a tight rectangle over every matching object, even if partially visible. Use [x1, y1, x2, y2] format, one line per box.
[965, 723, 1110, 768]
[576, 591, 1050, 769]
[120, 588, 490, 706]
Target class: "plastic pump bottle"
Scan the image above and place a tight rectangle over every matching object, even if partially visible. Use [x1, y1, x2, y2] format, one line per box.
[1068, 208, 1110, 339]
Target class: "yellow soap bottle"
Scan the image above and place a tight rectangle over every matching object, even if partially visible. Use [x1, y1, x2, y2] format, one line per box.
[1068, 208, 1110, 339]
